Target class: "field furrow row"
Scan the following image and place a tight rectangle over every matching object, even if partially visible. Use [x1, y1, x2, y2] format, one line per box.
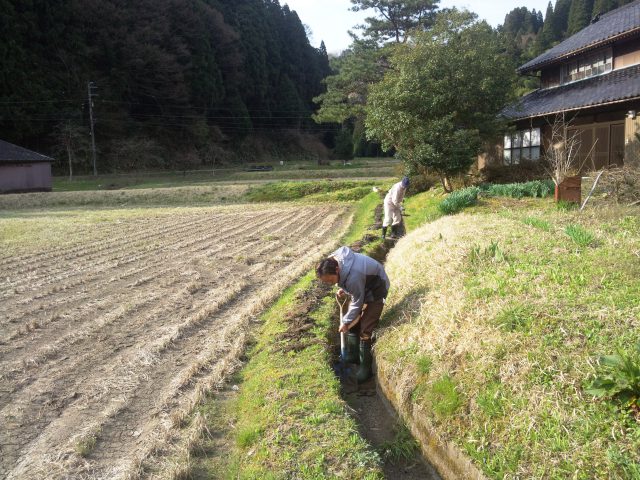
[0, 204, 351, 479]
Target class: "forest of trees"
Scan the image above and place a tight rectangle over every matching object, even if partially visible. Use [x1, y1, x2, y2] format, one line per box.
[501, 0, 636, 78]
[1, 0, 635, 174]
[0, 0, 332, 172]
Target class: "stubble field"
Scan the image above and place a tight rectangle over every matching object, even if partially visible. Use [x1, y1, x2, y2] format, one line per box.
[0, 202, 351, 479]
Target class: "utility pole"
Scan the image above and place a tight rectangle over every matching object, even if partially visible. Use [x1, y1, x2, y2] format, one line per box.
[88, 82, 98, 176]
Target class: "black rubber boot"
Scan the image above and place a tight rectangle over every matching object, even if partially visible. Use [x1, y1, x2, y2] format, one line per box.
[381, 226, 387, 239]
[356, 340, 373, 383]
[346, 332, 359, 364]
[390, 224, 399, 238]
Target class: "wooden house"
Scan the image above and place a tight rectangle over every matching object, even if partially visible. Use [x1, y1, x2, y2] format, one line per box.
[482, 0, 640, 170]
[0, 139, 53, 193]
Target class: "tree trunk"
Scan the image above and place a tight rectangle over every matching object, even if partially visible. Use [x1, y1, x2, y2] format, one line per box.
[441, 175, 453, 193]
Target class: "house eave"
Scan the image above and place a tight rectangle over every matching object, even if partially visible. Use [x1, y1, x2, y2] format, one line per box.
[506, 94, 640, 122]
[517, 27, 640, 75]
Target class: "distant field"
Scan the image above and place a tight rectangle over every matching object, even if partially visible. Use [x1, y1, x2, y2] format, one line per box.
[0, 197, 352, 478]
[52, 157, 400, 192]
[0, 184, 249, 211]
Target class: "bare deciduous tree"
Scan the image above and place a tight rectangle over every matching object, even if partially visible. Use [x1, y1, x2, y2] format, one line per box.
[544, 113, 597, 186]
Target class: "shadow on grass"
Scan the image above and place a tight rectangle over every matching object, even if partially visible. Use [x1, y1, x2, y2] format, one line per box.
[380, 286, 430, 329]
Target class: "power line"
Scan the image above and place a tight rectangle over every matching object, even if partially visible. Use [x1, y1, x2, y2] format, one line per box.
[0, 99, 75, 105]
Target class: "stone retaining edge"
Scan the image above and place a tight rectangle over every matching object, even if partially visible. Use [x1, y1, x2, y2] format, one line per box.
[375, 359, 487, 480]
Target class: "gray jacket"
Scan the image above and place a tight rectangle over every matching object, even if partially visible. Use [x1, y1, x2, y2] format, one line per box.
[331, 246, 390, 325]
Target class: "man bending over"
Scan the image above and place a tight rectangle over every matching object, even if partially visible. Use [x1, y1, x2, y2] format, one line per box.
[316, 246, 389, 383]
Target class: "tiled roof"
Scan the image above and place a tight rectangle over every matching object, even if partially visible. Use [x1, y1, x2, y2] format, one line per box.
[518, 0, 640, 74]
[502, 63, 640, 120]
[0, 139, 53, 163]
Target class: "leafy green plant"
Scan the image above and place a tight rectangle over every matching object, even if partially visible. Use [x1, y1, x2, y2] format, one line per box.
[585, 343, 640, 412]
[565, 224, 595, 247]
[480, 180, 554, 199]
[378, 423, 419, 463]
[470, 240, 508, 266]
[439, 187, 480, 215]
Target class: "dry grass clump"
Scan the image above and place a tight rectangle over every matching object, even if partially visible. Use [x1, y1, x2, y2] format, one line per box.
[585, 166, 640, 206]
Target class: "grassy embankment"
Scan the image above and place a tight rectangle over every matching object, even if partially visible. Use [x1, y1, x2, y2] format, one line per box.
[377, 194, 640, 478]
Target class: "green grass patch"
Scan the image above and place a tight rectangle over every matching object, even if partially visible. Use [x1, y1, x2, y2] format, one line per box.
[403, 189, 444, 232]
[439, 187, 480, 215]
[305, 185, 375, 203]
[341, 192, 382, 245]
[565, 224, 596, 247]
[426, 375, 464, 418]
[493, 305, 534, 333]
[476, 382, 507, 418]
[243, 180, 379, 203]
[416, 355, 433, 375]
[522, 216, 551, 230]
[378, 423, 420, 463]
[556, 199, 578, 211]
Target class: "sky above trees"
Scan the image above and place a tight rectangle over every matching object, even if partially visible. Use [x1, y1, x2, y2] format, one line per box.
[284, 0, 553, 53]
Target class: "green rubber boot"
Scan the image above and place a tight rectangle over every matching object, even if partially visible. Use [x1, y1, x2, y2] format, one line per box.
[356, 340, 373, 384]
[346, 332, 359, 364]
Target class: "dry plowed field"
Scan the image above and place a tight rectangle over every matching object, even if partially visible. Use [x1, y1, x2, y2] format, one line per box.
[0, 204, 351, 479]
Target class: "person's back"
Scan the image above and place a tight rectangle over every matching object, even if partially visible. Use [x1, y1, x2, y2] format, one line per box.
[331, 247, 388, 318]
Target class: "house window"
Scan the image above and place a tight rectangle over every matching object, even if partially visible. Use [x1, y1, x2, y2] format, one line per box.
[503, 128, 541, 165]
[563, 48, 612, 84]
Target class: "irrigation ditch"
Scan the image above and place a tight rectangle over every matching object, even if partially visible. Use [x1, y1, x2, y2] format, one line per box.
[267, 201, 441, 479]
[160, 198, 447, 478]
[334, 233, 441, 480]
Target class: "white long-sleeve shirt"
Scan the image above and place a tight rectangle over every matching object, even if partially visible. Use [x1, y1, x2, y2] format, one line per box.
[384, 181, 406, 207]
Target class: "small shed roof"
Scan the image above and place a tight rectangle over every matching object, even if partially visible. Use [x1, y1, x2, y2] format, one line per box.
[518, 0, 640, 74]
[502, 63, 640, 120]
[0, 139, 53, 164]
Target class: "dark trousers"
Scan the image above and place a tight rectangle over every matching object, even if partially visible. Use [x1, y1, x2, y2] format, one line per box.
[341, 300, 384, 340]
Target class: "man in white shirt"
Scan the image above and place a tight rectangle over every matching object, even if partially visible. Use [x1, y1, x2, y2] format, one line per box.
[382, 176, 409, 239]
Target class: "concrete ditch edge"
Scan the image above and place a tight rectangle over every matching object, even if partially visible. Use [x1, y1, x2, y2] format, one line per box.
[375, 359, 487, 480]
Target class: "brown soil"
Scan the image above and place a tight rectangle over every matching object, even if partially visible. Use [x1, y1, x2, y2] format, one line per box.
[0, 204, 350, 479]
